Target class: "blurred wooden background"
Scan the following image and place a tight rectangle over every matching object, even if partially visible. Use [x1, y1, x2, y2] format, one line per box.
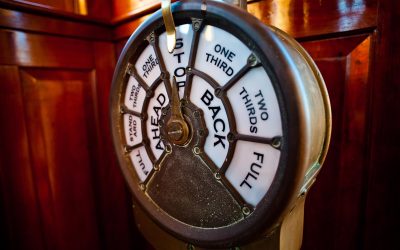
[0, 0, 399, 249]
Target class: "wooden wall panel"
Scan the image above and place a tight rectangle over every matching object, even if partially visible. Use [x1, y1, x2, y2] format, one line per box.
[0, 66, 45, 249]
[301, 35, 372, 249]
[248, 0, 377, 39]
[112, 0, 158, 23]
[0, 8, 112, 40]
[20, 68, 101, 250]
[0, 30, 94, 68]
[14, 0, 78, 13]
[364, 0, 400, 249]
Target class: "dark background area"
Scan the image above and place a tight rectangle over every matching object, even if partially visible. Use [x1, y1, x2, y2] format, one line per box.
[0, 0, 399, 249]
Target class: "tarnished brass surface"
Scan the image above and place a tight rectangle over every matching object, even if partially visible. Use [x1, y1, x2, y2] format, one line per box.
[149, 100, 243, 227]
[267, 25, 332, 196]
[165, 77, 190, 146]
[133, 195, 305, 250]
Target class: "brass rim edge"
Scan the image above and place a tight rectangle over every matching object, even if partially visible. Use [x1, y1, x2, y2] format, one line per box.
[267, 25, 332, 195]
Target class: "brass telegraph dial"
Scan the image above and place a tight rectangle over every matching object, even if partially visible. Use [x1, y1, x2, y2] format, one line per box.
[110, 0, 331, 248]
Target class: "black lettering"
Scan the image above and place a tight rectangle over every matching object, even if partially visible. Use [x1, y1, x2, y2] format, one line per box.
[221, 46, 229, 58]
[250, 116, 257, 125]
[210, 54, 218, 65]
[174, 51, 184, 64]
[245, 172, 257, 182]
[214, 44, 221, 53]
[153, 106, 161, 117]
[257, 97, 268, 111]
[241, 92, 251, 105]
[216, 57, 222, 67]
[155, 140, 164, 150]
[136, 151, 149, 175]
[151, 116, 158, 126]
[174, 67, 185, 77]
[240, 180, 252, 189]
[227, 51, 236, 62]
[250, 163, 262, 175]
[240, 87, 248, 95]
[220, 61, 227, 72]
[141, 54, 159, 79]
[250, 126, 258, 133]
[214, 134, 226, 148]
[175, 38, 183, 49]
[157, 93, 166, 106]
[254, 152, 264, 164]
[206, 52, 212, 62]
[261, 112, 269, 121]
[248, 107, 256, 116]
[133, 119, 137, 137]
[208, 106, 221, 119]
[201, 89, 214, 106]
[213, 118, 226, 132]
[151, 128, 160, 140]
[255, 89, 263, 98]
[226, 67, 234, 76]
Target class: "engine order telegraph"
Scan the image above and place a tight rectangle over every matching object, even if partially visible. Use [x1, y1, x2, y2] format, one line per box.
[110, 0, 331, 248]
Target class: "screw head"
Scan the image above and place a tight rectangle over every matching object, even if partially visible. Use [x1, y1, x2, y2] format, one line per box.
[248, 54, 259, 67]
[148, 32, 155, 43]
[242, 206, 251, 216]
[227, 132, 235, 142]
[167, 122, 184, 142]
[272, 137, 281, 149]
[193, 146, 200, 155]
[193, 21, 200, 31]
[165, 144, 172, 153]
[215, 88, 222, 97]
[146, 90, 153, 98]
[198, 129, 205, 136]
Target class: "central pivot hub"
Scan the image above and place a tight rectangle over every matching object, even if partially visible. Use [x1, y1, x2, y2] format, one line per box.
[166, 119, 189, 145]
[164, 77, 190, 146]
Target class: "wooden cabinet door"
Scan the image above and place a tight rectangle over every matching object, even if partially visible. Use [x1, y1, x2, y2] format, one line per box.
[0, 29, 141, 249]
[301, 34, 373, 249]
[19, 68, 101, 250]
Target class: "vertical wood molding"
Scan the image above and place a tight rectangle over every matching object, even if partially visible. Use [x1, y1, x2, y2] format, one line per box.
[0, 66, 46, 249]
[301, 34, 373, 249]
[364, 0, 400, 249]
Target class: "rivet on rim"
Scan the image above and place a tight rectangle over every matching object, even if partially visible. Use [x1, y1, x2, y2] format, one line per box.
[193, 146, 200, 155]
[271, 137, 282, 149]
[248, 53, 258, 67]
[242, 205, 251, 216]
[165, 144, 172, 153]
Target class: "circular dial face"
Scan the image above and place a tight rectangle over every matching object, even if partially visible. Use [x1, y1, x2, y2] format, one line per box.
[111, 2, 301, 247]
